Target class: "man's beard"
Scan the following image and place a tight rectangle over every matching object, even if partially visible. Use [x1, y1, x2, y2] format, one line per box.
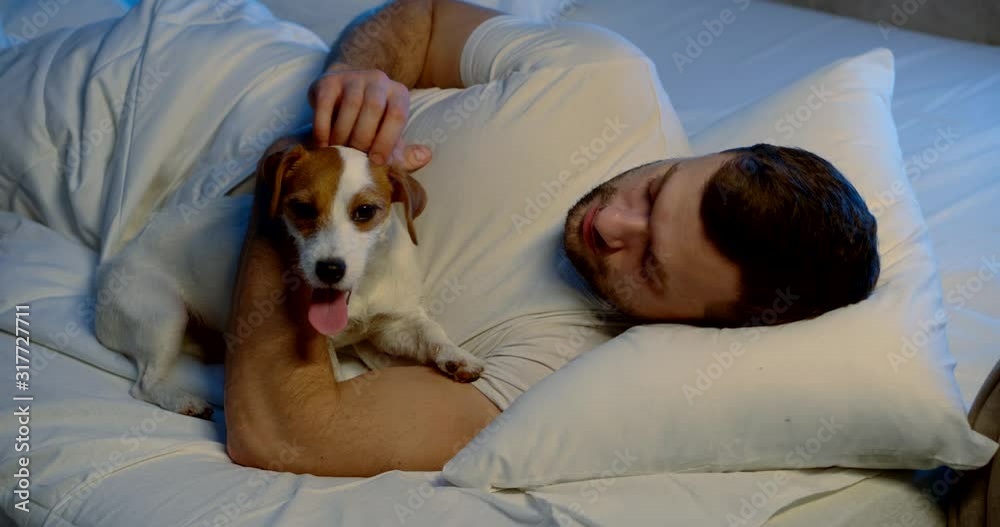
[562, 178, 618, 307]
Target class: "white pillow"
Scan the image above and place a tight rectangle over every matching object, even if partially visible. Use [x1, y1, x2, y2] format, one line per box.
[442, 48, 999, 489]
[257, 0, 571, 45]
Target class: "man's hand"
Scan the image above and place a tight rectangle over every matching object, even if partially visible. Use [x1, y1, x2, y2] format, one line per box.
[310, 0, 501, 169]
[308, 66, 430, 170]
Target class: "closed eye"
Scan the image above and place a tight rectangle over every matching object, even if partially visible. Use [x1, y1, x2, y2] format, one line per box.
[643, 245, 658, 277]
[644, 167, 676, 291]
[647, 176, 658, 204]
[644, 177, 658, 268]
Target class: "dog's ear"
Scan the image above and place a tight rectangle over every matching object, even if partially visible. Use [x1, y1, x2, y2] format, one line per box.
[387, 167, 427, 245]
[255, 143, 307, 219]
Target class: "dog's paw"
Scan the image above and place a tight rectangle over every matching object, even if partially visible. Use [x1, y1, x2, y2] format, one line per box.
[131, 383, 214, 420]
[436, 347, 486, 383]
[178, 401, 215, 420]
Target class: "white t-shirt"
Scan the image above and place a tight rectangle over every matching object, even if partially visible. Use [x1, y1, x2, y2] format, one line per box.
[398, 16, 692, 409]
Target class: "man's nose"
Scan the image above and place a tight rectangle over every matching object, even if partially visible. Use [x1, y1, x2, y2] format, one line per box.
[594, 205, 648, 252]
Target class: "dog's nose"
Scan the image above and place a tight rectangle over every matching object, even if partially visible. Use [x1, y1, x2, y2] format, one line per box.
[315, 259, 346, 285]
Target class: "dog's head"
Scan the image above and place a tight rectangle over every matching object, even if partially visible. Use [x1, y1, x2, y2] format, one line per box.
[255, 143, 427, 336]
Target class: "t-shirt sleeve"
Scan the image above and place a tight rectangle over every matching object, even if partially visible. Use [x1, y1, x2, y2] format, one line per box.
[460, 15, 651, 87]
[470, 317, 621, 411]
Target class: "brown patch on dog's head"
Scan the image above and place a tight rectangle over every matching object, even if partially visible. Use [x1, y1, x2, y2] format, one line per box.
[256, 145, 347, 238]
[256, 143, 426, 245]
[255, 143, 305, 220]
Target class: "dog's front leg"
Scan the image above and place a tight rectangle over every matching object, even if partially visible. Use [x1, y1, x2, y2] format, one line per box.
[369, 312, 485, 382]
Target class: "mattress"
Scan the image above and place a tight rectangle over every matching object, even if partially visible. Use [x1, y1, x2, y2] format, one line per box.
[557, 0, 1000, 524]
[1, 0, 998, 526]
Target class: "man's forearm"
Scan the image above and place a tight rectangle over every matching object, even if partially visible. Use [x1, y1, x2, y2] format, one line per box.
[327, 0, 433, 88]
[223, 230, 341, 471]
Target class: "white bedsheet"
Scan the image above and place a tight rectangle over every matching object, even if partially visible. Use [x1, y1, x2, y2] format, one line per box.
[1, 0, 997, 525]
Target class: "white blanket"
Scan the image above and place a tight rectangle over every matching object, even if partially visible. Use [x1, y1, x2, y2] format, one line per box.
[0, 0, 324, 258]
[0, 0, 875, 525]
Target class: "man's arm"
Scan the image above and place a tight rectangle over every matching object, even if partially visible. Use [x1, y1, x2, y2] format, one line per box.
[309, 0, 502, 161]
[227, 3, 506, 475]
[225, 223, 501, 477]
[329, 0, 501, 89]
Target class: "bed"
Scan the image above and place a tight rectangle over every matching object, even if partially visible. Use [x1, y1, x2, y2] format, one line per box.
[1, 0, 998, 525]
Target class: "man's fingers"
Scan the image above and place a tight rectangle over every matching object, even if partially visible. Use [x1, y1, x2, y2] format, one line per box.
[331, 82, 365, 146]
[310, 70, 411, 158]
[348, 83, 389, 156]
[393, 143, 432, 172]
[311, 79, 342, 148]
[369, 90, 409, 166]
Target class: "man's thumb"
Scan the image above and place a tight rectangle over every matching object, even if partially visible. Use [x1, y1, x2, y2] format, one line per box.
[397, 144, 432, 172]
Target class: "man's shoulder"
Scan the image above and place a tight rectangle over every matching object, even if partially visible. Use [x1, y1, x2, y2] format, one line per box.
[462, 15, 654, 85]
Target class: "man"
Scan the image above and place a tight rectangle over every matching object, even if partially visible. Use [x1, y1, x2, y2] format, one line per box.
[224, 0, 878, 477]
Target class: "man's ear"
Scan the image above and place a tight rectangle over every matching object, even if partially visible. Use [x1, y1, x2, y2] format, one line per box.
[255, 144, 307, 219]
[388, 167, 427, 245]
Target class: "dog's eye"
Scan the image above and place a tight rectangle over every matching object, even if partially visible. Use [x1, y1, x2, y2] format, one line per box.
[351, 204, 379, 222]
[287, 199, 318, 220]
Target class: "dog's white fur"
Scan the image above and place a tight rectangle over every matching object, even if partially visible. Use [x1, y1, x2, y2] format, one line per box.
[95, 146, 484, 418]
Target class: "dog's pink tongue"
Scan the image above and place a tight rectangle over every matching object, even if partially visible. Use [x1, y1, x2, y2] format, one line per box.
[308, 289, 349, 336]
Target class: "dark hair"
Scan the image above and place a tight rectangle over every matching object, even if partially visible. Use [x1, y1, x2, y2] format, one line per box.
[700, 144, 879, 327]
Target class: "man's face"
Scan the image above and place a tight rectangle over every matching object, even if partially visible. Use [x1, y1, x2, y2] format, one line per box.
[564, 153, 742, 321]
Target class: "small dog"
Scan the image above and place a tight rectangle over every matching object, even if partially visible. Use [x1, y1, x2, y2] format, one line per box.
[95, 138, 484, 418]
